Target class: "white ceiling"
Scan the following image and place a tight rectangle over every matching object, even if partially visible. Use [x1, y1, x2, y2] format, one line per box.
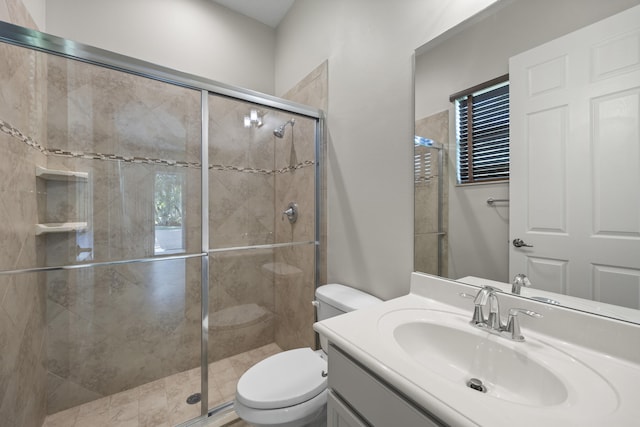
[212, 0, 295, 28]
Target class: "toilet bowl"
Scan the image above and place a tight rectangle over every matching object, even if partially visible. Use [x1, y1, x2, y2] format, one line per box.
[235, 348, 328, 427]
[234, 284, 382, 427]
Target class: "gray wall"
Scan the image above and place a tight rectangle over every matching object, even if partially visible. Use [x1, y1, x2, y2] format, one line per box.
[414, 0, 640, 282]
[274, 0, 498, 300]
[45, 0, 277, 95]
[0, 1, 48, 426]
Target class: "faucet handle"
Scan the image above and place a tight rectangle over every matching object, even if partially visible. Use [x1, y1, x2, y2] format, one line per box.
[506, 308, 542, 341]
[458, 292, 486, 325]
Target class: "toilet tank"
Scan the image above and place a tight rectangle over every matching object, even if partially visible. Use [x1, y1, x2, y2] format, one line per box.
[314, 284, 382, 321]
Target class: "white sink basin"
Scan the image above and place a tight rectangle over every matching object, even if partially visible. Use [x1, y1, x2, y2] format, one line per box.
[393, 318, 566, 406]
[378, 309, 618, 413]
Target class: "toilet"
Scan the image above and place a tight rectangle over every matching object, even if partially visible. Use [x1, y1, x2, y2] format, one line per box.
[234, 284, 382, 427]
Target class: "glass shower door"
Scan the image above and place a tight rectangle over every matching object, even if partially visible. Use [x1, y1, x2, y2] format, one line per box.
[1, 44, 206, 425]
[205, 94, 319, 412]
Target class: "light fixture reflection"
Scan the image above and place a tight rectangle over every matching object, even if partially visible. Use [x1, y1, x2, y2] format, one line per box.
[244, 109, 263, 128]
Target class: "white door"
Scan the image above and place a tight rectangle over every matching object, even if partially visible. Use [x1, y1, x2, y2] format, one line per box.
[509, 5, 640, 308]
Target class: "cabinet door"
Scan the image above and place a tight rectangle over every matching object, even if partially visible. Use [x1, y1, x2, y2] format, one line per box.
[327, 391, 368, 427]
[329, 345, 445, 427]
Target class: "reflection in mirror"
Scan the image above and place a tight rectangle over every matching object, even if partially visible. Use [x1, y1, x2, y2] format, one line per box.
[413, 134, 446, 277]
[414, 0, 640, 323]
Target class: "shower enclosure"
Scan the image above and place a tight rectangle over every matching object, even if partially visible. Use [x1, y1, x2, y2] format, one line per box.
[414, 135, 446, 277]
[0, 21, 323, 427]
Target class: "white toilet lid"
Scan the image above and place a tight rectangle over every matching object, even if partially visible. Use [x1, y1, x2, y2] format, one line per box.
[236, 348, 328, 410]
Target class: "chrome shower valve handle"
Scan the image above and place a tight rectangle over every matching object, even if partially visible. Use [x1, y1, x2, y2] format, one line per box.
[282, 202, 298, 223]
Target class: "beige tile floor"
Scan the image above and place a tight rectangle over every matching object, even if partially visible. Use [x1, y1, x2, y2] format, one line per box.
[43, 343, 282, 427]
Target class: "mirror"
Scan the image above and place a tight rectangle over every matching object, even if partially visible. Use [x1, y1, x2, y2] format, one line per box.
[414, 0, 640, 323]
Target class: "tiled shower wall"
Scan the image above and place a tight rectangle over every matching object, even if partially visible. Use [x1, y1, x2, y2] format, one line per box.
[0, 1, 48, 426]
[45, 260, 203, 413]
[276, 62, 328, 351]
[207, 68, 325, 356]
[43, 54, 203, 414]
[207, 94, 278, 362]
[1, 20, 327, 423]
[415, 111, 449, 277]
[43, 54, 203, 266]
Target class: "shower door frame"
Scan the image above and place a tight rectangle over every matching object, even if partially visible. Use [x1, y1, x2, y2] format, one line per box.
[0, 20, 324, 424]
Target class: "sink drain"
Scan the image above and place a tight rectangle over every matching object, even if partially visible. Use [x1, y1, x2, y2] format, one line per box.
[186, 393, 201, 405]
[466, 378, 487, 393]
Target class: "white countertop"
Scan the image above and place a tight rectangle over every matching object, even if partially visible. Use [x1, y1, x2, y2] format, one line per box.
[314, 273, 640, 427]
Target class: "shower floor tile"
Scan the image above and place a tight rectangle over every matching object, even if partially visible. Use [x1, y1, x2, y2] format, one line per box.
[42, 342, 282, 427]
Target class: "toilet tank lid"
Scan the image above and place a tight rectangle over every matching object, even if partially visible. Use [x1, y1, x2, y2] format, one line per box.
[315, 284, 382, 312]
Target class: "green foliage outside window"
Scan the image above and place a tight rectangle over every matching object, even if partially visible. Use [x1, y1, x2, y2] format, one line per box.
[155, 173, 183, 227]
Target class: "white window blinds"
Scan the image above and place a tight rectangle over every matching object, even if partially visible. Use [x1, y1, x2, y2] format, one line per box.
[414, 145, 432, 185]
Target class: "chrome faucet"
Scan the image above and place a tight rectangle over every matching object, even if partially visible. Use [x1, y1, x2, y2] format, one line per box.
[467, 286, 541, 341]
[511, 273, 531, 295]
[470, 286, 502, 331]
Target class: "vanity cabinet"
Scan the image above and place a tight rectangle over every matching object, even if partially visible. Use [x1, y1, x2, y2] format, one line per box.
[327, 345, 446, 427]
[327, 391, 367, 427]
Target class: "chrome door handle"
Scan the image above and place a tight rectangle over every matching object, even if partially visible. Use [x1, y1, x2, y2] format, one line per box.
[513, 238, 533, 248]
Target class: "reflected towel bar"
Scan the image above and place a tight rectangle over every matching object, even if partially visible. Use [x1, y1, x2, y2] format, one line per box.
[487, 198, 509, 205]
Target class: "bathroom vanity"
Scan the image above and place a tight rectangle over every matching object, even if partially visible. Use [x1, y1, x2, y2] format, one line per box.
[327, 344, 444, 426]
[314, 273, 640, 427]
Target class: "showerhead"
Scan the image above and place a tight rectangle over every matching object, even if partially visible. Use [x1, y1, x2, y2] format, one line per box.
[273, 118, 295, 138]
[273, 127, 285, 138]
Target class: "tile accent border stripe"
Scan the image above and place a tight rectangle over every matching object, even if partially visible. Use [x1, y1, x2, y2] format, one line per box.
[1, 118, 46, 153]
[1, 119, 314, 174]
[210, 160, 315, 175]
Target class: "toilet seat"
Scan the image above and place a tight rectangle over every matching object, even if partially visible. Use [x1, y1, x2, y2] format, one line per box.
[236, 348, 327, 410]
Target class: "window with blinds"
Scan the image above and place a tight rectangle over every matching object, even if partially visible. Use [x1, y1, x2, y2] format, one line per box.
[453, 76, 509, 184]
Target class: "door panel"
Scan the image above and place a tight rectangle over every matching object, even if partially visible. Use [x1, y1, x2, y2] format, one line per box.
[526, 106, 568, 234]
[510, 5, 640, 308]
[591, 31, 640, 81]
[593, 265, 640, 308]
[592, 90, 640, 237]
[526, 257, 568, 295]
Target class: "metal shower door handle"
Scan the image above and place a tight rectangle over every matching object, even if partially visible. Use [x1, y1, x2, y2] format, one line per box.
[513, 238, 533, 248]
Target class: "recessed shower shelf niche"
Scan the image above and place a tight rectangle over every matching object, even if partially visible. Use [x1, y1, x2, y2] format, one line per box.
[36, 166, 88, 181]
[35, 165, 90, 236]
[34, 222, 88, 236]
